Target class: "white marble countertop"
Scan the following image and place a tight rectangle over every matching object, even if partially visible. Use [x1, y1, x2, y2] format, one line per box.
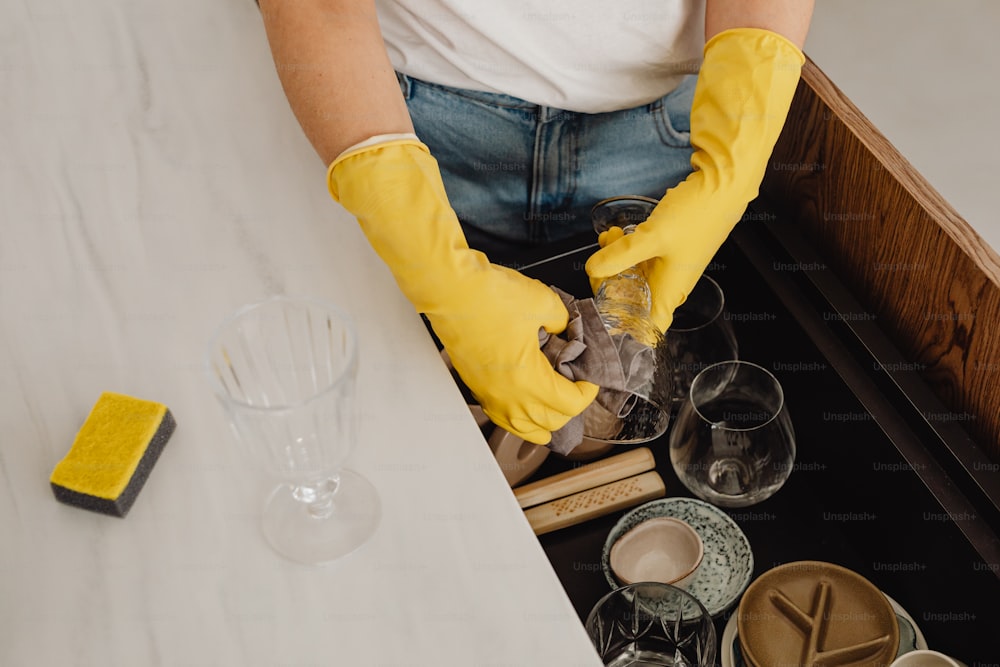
[0, 1, 603, 665]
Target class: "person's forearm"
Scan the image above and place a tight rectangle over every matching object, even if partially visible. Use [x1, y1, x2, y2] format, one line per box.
[258, 0, 414, 164]
[705, 0, 814, 47]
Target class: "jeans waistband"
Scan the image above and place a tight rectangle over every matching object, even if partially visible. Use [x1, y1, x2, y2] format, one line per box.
[395, 71, 669, 119]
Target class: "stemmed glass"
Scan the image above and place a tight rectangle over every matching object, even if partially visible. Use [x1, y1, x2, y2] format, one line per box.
[665, 274, 738, 407]
[669, 360, 795, 508]
[587, 196, 673, 444]
[205, 296, 380, 564]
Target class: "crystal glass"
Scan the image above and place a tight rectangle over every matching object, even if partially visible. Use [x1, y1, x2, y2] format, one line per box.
[205, 296, 380, 564]
[665, 275, 738, 407]
[669, 360, 795, 508]
[585, 582, 717, 667]
[588, 196, 673, 444]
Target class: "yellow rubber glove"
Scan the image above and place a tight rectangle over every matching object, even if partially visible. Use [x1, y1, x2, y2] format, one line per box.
[586, 28, 805, 331]
[328, 138, 599, 445]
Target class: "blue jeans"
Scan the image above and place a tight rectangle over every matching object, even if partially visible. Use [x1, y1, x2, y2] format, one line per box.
[397, 72, 696, 260]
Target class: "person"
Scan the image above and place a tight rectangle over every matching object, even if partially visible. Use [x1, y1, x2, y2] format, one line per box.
[256, 0, 814, 446]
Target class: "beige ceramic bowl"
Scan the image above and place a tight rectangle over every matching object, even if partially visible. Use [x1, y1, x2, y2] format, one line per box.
[609, 516, 704, 589]
[890, 650, 967, 667]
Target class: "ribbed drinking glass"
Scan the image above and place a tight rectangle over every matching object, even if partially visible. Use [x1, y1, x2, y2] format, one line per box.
[205, 296, 380, 564]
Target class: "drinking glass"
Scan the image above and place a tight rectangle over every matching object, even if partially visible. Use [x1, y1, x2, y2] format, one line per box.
[665, 275, 738, 407]
[205, 296, 380, 564]
[587, 196, 673, 444]
[669, 360, 795, 508]
[585, 582, 717, 667]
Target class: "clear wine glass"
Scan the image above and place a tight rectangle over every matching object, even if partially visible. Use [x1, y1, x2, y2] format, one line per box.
[665, 274, 738, 407]
[669, 360, 795, 507]
[205, 295, 380, 564]
[587, 196, 672, 444]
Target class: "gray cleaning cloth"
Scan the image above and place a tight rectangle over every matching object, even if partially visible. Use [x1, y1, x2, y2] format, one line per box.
[541, 287, 656, 455]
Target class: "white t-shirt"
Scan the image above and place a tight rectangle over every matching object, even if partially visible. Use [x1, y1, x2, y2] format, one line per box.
[376, 0, 706, 113]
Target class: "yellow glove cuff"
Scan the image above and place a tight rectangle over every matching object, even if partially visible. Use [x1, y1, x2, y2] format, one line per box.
[704, 27, 805, 67]
[326, 136, 430, 202]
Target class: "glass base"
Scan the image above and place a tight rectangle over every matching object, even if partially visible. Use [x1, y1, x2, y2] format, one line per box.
[586, 396, 671, 445]
[261, 469, 380, 565]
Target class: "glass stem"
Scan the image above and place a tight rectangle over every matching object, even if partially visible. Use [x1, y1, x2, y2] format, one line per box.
[292, 475, 340, 519]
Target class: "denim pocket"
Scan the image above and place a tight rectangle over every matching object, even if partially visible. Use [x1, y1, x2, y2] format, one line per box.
[649, 76, 694, 149]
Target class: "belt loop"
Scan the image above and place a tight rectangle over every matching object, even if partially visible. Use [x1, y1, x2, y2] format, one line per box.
[394, 71, 413, 100]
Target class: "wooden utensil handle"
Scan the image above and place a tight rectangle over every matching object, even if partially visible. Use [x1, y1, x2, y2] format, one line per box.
[513, 447, 655, 509]
[523, 470, 666, 536]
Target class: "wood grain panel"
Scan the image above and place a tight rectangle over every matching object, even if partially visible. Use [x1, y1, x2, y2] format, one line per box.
[760, 57, 1000, 460]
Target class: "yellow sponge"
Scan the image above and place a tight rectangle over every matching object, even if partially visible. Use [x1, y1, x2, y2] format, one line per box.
[50, 392, 175, 517]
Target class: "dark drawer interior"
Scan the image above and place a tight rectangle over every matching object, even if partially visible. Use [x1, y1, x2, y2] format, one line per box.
[511, 210, 1000, 664]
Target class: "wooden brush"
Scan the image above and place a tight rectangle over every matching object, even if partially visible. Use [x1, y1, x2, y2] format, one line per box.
[513, 447, 655, 509]
[524, 470, 666, 536]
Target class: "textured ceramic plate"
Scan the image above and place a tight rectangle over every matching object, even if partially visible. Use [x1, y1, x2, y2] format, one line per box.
[602, 497, 753, 617]
[737, 561, 900, 667]
[720, 590, 929, 667]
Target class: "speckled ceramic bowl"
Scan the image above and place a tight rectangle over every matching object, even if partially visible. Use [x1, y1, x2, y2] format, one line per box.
[602, 497, 753, 617]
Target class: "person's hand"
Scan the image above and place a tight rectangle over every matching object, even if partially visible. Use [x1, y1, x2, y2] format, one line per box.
[328, 137, 598, 444]
[586, 28, 805, 331]
[428, 261, 599, 444]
